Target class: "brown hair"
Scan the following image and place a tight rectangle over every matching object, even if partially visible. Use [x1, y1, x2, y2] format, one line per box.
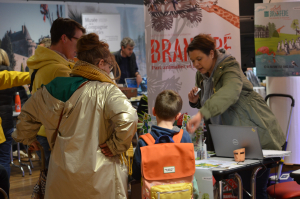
[50, 18, 86, 45]
[0, 49, 10, 66]
[187, 34, 217, 56]
[154, 90, 182, 120]
[77, 33, 120, 79]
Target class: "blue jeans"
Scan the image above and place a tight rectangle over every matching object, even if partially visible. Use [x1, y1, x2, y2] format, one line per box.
[0, 128, 13, 178]
[36, 135, 51, 169]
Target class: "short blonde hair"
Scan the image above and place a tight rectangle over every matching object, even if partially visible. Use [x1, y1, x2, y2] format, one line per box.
[0, 49, 10, 66]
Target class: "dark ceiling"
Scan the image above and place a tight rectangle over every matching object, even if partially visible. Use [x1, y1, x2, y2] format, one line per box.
[28, 0, 143, 5]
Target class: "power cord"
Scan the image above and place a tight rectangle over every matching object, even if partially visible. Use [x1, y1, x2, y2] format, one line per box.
[274, 158, 278, 199]
[256, 158, 278, 198]
[256, 160, 268, 178]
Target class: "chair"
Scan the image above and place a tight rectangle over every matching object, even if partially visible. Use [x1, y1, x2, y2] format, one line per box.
[267, 181, 300, 199]
[265, 94, 294, 182]
[265, 94, 300, 198]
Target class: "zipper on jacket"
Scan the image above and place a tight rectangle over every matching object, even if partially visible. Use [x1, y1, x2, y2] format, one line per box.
[157, 189, 190, 199]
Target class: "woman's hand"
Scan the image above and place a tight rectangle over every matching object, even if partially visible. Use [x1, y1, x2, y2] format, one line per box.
[188, 87, 200, 104]
[99, 143, 114, 157]
[187, 112, 203, 133]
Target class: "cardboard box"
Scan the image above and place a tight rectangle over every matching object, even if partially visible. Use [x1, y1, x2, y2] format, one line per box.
[119, 87, 137, 99]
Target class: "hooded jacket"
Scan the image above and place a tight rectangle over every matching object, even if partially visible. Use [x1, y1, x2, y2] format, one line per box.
[0, 70, 30, 144]
[190, 49, 285, 150]
[27, 45, 74, 93]
[12, 75, 137, 198]
[27, 45, 74, 137]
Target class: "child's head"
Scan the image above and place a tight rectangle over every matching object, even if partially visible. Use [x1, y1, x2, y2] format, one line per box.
[153, 90, 182, 120]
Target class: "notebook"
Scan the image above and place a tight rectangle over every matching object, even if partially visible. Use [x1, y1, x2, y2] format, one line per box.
[209, 124, 264, 160]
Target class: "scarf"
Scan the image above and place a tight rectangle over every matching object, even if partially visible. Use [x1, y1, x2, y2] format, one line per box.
[70, 60, 116, 86]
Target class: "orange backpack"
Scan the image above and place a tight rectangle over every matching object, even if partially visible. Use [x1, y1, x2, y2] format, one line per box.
[140, 129, 195, 199]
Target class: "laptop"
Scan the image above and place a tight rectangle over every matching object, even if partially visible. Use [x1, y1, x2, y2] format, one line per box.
[209, 124, 264, 160]
[125, 77, 147, 96]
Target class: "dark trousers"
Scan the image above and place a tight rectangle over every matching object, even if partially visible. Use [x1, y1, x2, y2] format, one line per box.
[36, 135, 51, 169]
[0, 128, 13, 177]
[0, 164, 9, 198]
[238, 167, 270, 199]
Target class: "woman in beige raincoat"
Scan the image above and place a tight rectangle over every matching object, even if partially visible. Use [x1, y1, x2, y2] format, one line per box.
[12, 33, 138, 199]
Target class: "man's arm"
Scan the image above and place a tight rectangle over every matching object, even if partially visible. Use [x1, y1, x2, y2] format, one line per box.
[0, 70, 30, 90]
[135, 71, 142, 88]
[132, 53, 142, 87]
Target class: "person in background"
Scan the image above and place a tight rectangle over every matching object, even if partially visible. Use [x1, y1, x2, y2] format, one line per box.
[0, 164, 9, 199]
[186, 34, 285, 199]
[39, 37, 51, 48]
[132, 90, 192, 181]
[0, 69, 29, 199]
[26, 17, 85, 168]
[12, 33, 137, 199]
[0, 49, 19, 179]
[0, 70, 30, 90]
[114, 37, 142, 87]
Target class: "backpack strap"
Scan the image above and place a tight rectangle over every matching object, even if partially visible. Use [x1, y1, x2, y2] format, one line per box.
[173, 129, 184, 143]
[29, 69, 38, 93]
[139, 133, 155, 146]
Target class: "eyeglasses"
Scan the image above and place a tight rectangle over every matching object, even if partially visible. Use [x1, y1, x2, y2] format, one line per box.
[105, 60, 115, 72]
[96, 60, 114, 72]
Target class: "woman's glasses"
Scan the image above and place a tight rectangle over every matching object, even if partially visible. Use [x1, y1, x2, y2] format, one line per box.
[104, 60, 115, 72]
[96, 59, 115, 72]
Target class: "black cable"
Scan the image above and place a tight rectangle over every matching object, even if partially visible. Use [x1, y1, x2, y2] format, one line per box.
[274, 158, 278, 199]
[256, 160, 268, 178]
[256, 158, 278, 198]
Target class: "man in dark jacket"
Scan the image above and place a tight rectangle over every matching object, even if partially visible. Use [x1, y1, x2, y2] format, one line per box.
[114, 37, 142, 87]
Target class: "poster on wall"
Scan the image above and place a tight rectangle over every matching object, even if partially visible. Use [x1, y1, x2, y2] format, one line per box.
[82, 13, 121, 52]
[67, 3, 146, 77]
[144, 0, 241, 116]
[0, 2, 65, 72]
[255, 2, 300, 76]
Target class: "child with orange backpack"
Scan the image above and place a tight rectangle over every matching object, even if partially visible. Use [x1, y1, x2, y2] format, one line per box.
[132, 90, 199, 198]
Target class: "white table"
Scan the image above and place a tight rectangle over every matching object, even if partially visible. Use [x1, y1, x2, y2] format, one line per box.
[195, 157, 280, 199]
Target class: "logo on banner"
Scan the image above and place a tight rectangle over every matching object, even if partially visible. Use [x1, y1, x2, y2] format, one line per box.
[264, 5, 289, 18]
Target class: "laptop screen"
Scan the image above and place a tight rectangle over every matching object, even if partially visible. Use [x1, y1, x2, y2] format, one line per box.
[125, 77, 147, 96]
[209, 124, 264, 160]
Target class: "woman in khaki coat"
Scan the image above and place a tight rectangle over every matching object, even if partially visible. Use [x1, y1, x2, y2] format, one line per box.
[186, 34, 285, 199]
[12, 33, 138, 199]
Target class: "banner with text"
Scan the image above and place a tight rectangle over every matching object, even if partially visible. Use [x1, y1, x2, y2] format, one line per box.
[82, 13, 121, 52]
[255, 2, 300, 76]
[144, 0, 241, 117]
